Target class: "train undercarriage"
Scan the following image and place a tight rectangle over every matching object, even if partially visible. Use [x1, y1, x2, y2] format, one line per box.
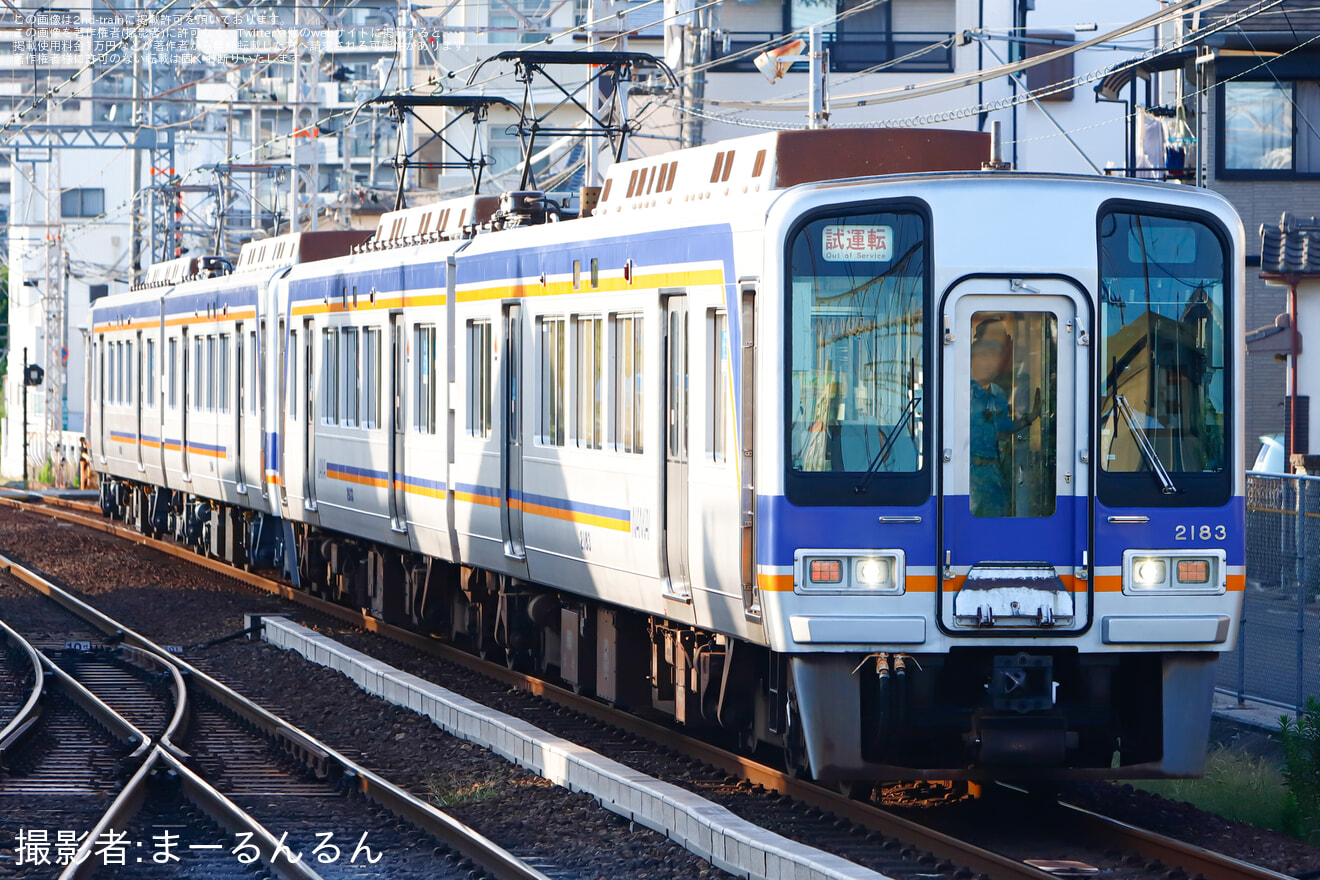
[100, 478, 1215, 783]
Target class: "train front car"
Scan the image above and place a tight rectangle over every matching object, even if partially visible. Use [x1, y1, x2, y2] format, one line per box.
[758, 173, 1244, 781]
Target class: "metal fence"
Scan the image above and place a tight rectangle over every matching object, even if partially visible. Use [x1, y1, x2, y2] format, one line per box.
[1216, 472, 1320, 714]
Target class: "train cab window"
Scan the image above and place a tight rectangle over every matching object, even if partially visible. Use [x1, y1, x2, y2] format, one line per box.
[786, 205, 929, 506]
[323, 328, 340, 425]
[708, 310, 728, 462]
[414, 324, 437, 434]
[575, 316, 603, 450]
[145, 339, 155, 408]
[466, 320, 492, 438]
[168, 338, 178, 409]
[1098, 208, 1230, 507]
[218, 334, 230, 413]
[342, 327, 359, 428]
[363, 327, 381, 430]
[614, 313, 644, 454]
[538, 317, 566, 447]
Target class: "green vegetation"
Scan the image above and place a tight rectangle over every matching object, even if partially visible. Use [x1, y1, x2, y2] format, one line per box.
[1137, 746, 1296, 836]
[426, 769, 502, 808]
[1280, 696, 1320, 841]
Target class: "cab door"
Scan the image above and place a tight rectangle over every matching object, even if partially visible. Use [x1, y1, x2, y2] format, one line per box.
[939, 280, 1090, 632]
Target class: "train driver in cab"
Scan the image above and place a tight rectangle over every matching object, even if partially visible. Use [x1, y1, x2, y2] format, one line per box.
[969, 335, 1040, 518]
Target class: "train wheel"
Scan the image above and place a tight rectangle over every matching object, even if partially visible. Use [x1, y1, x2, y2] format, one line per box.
[782, 692, 811, 779]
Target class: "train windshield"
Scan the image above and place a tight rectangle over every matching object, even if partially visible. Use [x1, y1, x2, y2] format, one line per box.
[1098, 210, 1229, 505]
[786, 207, 928, 505]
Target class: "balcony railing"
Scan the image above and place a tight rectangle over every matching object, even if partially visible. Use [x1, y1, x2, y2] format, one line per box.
[712, 31, 954, 75]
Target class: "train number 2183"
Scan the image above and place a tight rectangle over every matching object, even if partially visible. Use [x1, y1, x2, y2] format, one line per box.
[1175, 524, 1227, 541]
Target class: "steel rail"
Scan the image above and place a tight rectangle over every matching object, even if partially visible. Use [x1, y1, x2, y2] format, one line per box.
[0, 545, 553, 880]
[38, 651, 152, 761]
[2, 495, 1297, 880]
[0, 618, 45, 761]
[59, 745, 329, 880]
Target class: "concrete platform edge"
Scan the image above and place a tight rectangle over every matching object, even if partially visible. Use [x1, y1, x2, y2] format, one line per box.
[260, 616, 892, 880]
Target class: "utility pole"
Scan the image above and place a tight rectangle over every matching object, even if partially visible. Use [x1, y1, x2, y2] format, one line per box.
[22, 346, 28, 490]
[807, 26, 829, 129]
[43, 151, 63, 470]
[130, 39, 143, 283]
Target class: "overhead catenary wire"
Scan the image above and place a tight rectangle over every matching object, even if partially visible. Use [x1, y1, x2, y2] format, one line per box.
[663, 0, 1284, 130]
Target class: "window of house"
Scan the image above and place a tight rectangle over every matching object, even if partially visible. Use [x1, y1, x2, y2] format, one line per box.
[467, 320, 492, 438]
[61, 187, 105, 218]
[709, 310, 728, 461]
[363, 327, 381, 430]
[342, 327, 359, 428]
[1222, 80, 1320, 175]
[414, 324, 436, 434]
[614, 313, 644, 454]
[322, 328, 339, 424]
[576, 316, 603, 449]
[539, 317, 566, 446]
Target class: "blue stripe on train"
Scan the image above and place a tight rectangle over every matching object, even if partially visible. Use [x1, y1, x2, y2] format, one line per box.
[756, 494, 1245, 568]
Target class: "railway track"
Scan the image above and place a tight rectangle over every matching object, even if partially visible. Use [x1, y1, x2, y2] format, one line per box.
[0, 543, 553, 880]
[0, 493, 1301, 880]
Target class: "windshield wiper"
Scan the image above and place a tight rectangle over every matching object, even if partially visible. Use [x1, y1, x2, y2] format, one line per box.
[853, 395, 920, 495]
[1113, 394, 1178, 494]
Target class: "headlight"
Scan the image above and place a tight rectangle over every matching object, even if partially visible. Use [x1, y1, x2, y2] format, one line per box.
[1133, 557, 1168, 587]
[1123, 550, 1225, 594]
[797, 550, 905, 593]
[855, 557, 891, 587]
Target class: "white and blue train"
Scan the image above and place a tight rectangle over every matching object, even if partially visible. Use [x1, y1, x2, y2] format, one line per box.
[89, 127, 1245, 782]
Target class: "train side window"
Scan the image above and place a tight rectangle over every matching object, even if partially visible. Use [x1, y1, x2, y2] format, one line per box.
[125, 340, 134, 407]
[287, 329, 297, 421]
[590, 258, 599, 290]
[218, 334, 230, 414]
[322, 328, 340, 425]
[413, 324, 437, 434]
[342, 327, 359, 428]
[193, 337, 204, 412]
[206, 335, 217, 413]
[538, 316, 566, 447]
[249, 330, 258, 415]
[708, 309, 728, 462]
[145, 339, 155, 408]
[466, 320, 492, 438]
[109, 342, 118, 405]
[613, 313, 644, 454]
[575, 315, 603, 450]
[363, 327, 381, 430]
[168, 338, 177, 409]
[573, 260, 581, 291]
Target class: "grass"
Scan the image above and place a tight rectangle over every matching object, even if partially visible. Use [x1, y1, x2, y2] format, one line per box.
[426, 769, 503, 808]
[1136, 746, 1298, 836]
